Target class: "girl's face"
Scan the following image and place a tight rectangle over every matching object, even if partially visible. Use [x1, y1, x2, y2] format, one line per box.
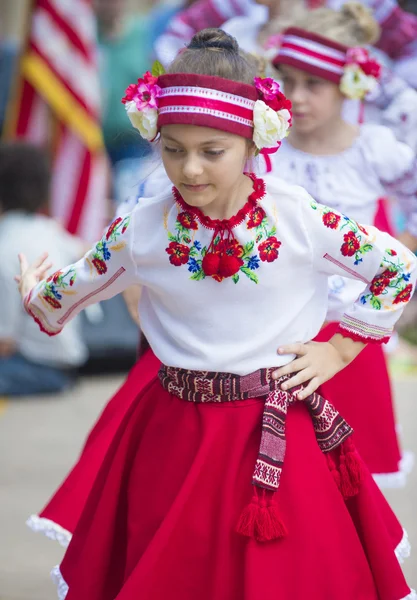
[279, 65, 345, 135]
[161, 125, 251, 209]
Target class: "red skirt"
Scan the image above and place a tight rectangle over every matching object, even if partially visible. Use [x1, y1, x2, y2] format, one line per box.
[48, 374, 414, 599]
[315, 323, 408, 484]
[28, 349, 162, 544]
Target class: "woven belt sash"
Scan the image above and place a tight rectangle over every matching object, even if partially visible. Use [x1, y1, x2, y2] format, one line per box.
[158, 365, 363, 541]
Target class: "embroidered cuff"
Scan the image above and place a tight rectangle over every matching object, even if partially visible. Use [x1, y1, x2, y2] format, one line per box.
[24, 290, 63, 337]
[336, 314, 392, 344]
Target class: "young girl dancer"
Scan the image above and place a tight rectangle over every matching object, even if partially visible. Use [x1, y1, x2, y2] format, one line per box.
[224, 1, 417, 152]
[20, 28, 417, 599]
[25, 5, 416, 552]
[267, 5, 417, 486]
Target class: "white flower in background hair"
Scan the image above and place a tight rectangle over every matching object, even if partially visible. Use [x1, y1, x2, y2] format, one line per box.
[340, 47, 381, 101]
[253, 77, 292, 151]
[121, 69, 163, 141]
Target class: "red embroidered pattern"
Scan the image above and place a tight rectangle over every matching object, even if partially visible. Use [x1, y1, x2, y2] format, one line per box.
[166, 174, 281, 284]
[172, 172, 266, 231]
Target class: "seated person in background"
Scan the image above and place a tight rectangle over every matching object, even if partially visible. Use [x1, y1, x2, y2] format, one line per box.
[0, 143, 88, 396]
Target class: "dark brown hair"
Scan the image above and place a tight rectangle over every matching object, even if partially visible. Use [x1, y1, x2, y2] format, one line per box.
[168, 28, 257, 85]
[0, 142, 50, 214]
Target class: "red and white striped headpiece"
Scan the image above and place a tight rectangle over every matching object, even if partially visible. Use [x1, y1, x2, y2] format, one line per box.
[122, 71, 292, 151]
[273, 27, 348, 84]
[157, 73, 258, 139]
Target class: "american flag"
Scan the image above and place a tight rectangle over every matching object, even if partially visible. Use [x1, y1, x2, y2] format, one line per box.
[4, 0, 107, 242]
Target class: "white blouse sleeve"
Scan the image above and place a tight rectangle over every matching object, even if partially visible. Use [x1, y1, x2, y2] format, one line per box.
[362, 125, 417, 237]
[24, 212, 139, 337]
[299, 190, 417, 343]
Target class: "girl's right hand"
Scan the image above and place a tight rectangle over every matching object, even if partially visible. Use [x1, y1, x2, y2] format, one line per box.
[14, 252, 52, 300]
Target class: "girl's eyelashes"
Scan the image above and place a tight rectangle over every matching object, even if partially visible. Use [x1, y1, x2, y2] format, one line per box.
[163, 146, 225, 157]
[204, 150, 225, 157]
[163, 146, 182, 153]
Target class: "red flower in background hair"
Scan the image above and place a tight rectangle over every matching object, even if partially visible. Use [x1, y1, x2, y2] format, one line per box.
[346, 47, 381, 80]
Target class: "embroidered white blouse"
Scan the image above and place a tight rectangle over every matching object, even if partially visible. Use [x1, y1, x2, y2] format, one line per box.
[24, 175, 416, 375]
[266, 124, 417, 321]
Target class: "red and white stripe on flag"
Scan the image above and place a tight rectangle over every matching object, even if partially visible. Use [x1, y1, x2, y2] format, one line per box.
[5, 0, 106, 242]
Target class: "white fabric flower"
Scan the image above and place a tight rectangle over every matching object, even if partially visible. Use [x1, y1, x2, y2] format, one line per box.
[253, 100, 291, 150]
[340, 64, 377, 100]
[125, 102, 158, 141]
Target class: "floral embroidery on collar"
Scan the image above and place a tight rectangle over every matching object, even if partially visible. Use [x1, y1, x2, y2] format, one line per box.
[165, 174, 282, 284]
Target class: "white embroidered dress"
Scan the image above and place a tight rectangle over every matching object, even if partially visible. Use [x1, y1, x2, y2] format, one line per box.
[25, 176, 416, 375]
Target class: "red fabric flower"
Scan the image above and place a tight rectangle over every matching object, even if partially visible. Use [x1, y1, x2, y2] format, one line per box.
[266, 92, 292, 114]
[258, 236, 281, 262]
[121, 84, 138, 104]
[92, 257, 108, 274]
[106, 217, 122, 240]
[341, 231, 360, 257]
[322, 212, 341, 230]
[166, 242, 190, 266]
[43, 295, 62, 309]
[247, 206, 266, 229]
[177, 211, 198, 230]
[212, 274, 225, 283]
[393, 284, 413, 305]
[362, 58, 381, 79]
[370, 274, 390, 296]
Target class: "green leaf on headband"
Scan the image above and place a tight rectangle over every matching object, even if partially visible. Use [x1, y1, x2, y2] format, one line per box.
[152, 60, 166, 77]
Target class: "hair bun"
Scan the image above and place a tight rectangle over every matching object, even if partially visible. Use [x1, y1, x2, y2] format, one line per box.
[188, 28, 239, 53]
[341, 1, 380, 44]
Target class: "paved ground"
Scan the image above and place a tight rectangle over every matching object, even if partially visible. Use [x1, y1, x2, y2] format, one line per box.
[0, 371, 416, 600]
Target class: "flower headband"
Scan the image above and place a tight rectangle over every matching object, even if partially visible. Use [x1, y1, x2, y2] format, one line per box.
[272, 27, 381, 101]
[121, 63, 292, 153]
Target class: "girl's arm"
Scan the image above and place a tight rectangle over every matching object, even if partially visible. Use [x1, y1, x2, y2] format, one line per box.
[17, 213, 139, 337]
[274, 191, 417, 397]
[368, 67, 417, 153]
[364, 127, 417, 250]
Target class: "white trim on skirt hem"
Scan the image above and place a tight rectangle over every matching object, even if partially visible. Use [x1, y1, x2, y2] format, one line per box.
[26, 515, 72, 548]
[372, 451, 415, 490]
[49, 529, 415, 600]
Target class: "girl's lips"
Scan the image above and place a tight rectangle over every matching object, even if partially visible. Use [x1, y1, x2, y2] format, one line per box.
[183, 184, 209, 192]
